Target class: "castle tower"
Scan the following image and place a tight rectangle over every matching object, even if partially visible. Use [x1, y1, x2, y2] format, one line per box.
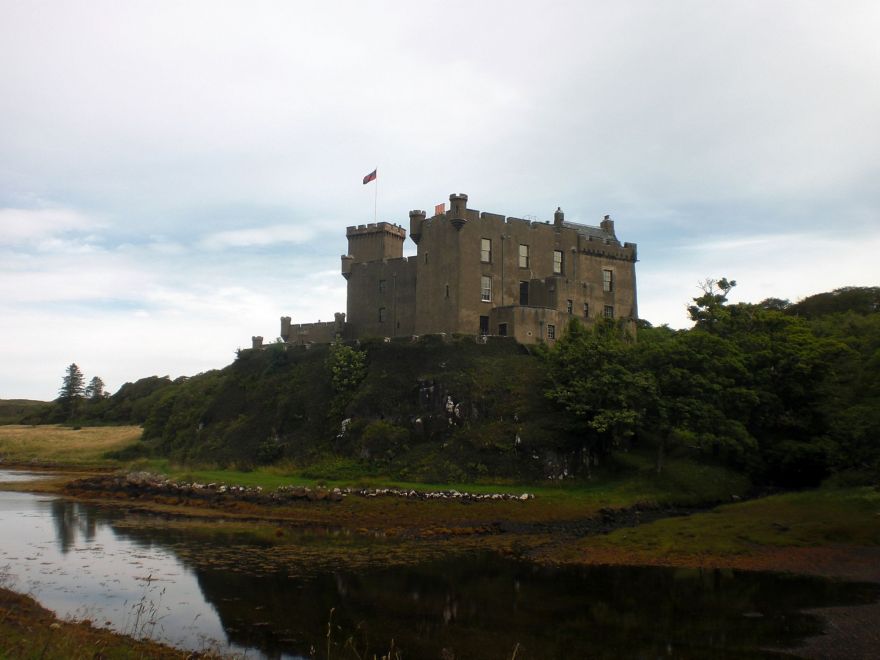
[345, 222, 406, 263]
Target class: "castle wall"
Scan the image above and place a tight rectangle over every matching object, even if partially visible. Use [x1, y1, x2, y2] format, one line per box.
[345, 257, 417, 338]
[280, 313, 346, 345]
[490, 305, 568, 343]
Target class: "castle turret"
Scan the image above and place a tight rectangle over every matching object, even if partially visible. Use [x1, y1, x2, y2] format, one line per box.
[345, 222, 406, 263]
[341, 254, 353, 279]
[409, 209, 426, 244]
[554, 206, 564, 227]
[449, 193, 468, 230]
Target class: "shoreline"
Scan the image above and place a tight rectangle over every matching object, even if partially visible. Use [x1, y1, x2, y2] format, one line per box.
[2, 466, 879, 659]
[0, 587, 203, 659]
[5, 465, 878, 582]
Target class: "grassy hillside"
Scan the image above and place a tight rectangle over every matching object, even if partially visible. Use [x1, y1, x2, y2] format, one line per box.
[0, 399, 51, 425]
[133, 336, 577, 480]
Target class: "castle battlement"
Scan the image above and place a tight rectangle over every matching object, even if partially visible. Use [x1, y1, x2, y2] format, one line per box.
[346, 222, 406, 238]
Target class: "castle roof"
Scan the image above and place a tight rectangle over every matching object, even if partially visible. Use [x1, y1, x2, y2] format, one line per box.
[562, 220, 620, 246]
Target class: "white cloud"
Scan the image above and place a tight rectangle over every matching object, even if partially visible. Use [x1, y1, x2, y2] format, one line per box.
[0, 208, 102, 246]
[639, 228, 880, 329]
[199, 224, 316, 250]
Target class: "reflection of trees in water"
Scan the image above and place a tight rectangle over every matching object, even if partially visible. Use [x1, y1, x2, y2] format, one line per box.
[42, 502, 880, 659]
[47, 499, 168, 555]
[49, 500, 101, 553]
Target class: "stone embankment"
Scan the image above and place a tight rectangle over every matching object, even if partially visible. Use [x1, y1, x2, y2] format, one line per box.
[65, 471, 535, 505]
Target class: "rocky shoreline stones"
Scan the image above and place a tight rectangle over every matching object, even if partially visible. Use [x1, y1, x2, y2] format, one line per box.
[66, 471, 535, 505]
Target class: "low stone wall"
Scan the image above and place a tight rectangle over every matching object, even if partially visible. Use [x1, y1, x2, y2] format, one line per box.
[65, 472, 535, 505]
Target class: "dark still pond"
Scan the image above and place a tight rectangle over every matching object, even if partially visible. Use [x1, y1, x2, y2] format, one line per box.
[0, 480, 876, 659]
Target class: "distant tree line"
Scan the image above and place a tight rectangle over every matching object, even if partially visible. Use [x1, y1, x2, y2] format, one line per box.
[54, 363, 108, 422]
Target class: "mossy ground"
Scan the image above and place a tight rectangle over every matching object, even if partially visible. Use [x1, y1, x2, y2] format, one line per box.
[545, 486, 880, 583]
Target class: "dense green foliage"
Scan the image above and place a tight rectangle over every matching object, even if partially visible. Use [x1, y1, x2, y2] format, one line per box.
[545, 284, 879, 487]
[132, 337, 578, 478]
[24, 285, 879, 486]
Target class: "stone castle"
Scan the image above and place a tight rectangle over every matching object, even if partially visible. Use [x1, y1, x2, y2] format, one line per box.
[252, 193, 638, 348]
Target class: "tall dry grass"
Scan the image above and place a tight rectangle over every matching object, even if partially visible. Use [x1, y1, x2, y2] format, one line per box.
[0, 425, 142, 466]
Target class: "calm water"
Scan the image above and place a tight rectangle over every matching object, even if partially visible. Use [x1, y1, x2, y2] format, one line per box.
[0, 470, 877, 659]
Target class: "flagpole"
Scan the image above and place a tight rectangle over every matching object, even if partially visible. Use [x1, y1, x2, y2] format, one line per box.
[374, 168, 378, 223]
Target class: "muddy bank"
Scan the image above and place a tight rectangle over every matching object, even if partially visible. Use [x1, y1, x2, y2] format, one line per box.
[0, 587, 202, 660]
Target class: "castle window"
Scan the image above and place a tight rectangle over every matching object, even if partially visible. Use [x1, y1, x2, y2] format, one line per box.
[481, 276, 492, 302]
[481, 238, 492, 263]
[379, 307, 387, 323]
[603, 269, 613, 292]
[566, 299, 573, 314]
[553, 250, 563, 274]
[378, 279, 386, 294]
[479, 315, 489, 335]
[445, 284, 449, 299]
[583, 302, 589, 318]
[519, 244, 529, 268]
[498, 323, 508, 336]
[603, 305, 614, 319]
[547, 324, 556, 340]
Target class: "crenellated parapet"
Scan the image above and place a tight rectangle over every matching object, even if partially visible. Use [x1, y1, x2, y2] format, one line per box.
[345, 222, 406, 239]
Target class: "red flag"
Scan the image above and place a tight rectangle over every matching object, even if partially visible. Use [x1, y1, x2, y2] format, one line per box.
[434, 202, 446, 215]
[362, 169, 377, 185]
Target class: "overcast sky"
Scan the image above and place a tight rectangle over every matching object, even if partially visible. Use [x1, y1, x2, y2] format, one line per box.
[2, 1, 878, 400]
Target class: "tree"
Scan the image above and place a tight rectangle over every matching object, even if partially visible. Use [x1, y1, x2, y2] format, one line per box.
[58, 363, 85, 419]
[84, 376, 106, 401]
[544, 319, 653, 475]
[635, 326, 757, 473]
[327, 341, 366, 393]
[326, 340, 367, 418]
[687, 277, 737, 331]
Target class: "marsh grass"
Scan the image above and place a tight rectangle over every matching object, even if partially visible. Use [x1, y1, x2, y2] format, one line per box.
[588, 485, 880, 557]
[0, 425, 142, 466]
